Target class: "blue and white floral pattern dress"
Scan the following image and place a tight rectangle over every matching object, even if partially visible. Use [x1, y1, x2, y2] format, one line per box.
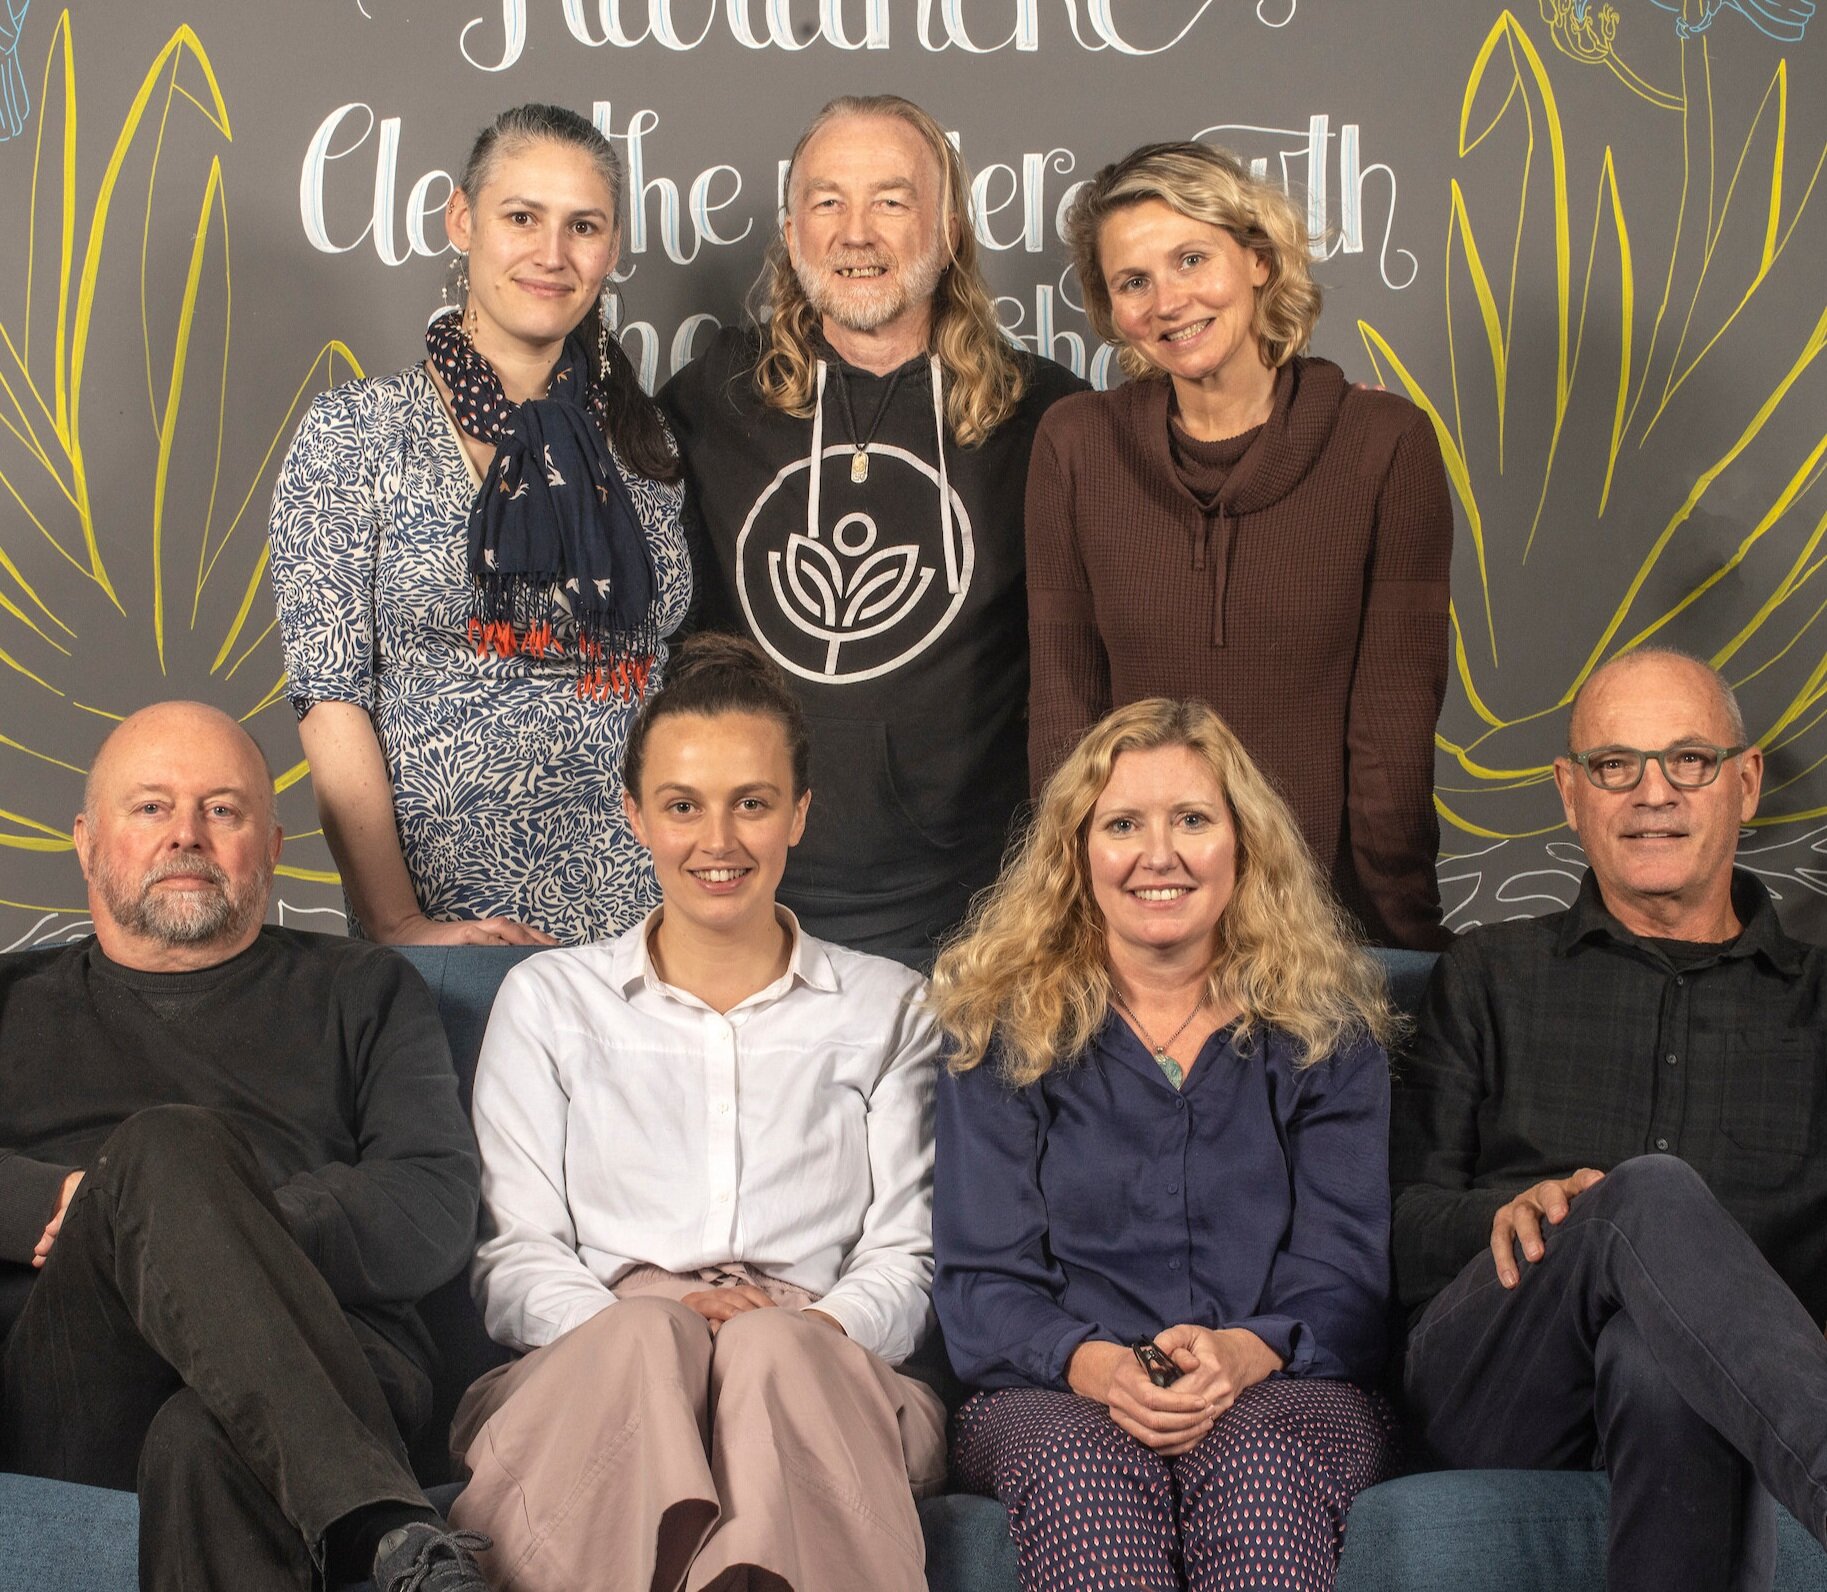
[269, 363, 691, 944]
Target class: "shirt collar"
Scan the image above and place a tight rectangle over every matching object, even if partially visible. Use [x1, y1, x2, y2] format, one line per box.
[609, 906, 840, 1001]
[1554, 866, 1804, 976]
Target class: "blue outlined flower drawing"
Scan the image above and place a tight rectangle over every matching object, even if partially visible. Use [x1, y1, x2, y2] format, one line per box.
[1649, 0, 1813, 41]
[0, 0, 32, 140]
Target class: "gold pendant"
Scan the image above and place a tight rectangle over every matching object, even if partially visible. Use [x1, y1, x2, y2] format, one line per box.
[850, 450, 869, 484]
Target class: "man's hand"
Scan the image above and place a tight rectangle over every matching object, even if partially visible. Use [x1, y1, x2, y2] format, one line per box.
[1154, 1325, 1282, 1418]
[680, 1284, 776, 1334]
[32, 1170, 84, 1269]
[1066, 1339, 1214, 1455]
[1490, 1169, 1605, 1287]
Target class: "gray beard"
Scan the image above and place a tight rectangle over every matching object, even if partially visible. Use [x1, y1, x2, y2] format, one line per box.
[795, 238, 947, 335]
[93, 854, 269, 948]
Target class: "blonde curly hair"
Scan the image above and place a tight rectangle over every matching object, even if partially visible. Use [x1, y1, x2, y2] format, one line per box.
[1064, 141, 1322, 382]
[752, 95, 1025, 448]
[930, 699, 1396, 1085]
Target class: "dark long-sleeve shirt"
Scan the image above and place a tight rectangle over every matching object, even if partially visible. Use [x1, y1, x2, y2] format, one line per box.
[933, 1015, 1391, 1390]
[1391, 869, 1827, 1323]
[0, 928, 480, 1369]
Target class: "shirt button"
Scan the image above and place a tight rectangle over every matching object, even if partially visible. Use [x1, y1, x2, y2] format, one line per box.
[1665, 1054, 1678, 1066]
[1168, 1259, 1181, 1270]
[720, 1103, 732, 1114]
[1655, 1138, 1669, 1151]
[1675, 975, 1685, 986]
[1166, 1183, 1179, 1195]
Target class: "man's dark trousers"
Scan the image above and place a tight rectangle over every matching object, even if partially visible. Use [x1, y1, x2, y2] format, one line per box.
[0, 1105, 434, 1589]
[1404, 1155, 1827, 1592]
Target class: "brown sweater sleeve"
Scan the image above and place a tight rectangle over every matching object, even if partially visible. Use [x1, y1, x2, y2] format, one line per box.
[1026, 412, 1111, 795]
[1344, 408, 1454, 950]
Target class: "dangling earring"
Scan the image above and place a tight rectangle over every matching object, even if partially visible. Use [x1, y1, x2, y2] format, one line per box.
[441, 251, 469, 315]
[596, 278, 615, 375]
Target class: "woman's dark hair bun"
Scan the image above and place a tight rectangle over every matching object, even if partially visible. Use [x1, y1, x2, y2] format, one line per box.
[622, 633, 812, 799]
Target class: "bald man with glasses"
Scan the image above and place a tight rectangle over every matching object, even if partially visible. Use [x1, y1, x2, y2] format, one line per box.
[1393, 646, 1827, 1591]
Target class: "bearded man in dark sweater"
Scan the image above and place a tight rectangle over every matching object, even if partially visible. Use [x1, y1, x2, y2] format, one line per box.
[0, 702, 492, 1591]
[662, 94, 1086, 968]
[1394, 649, 1827, 1590]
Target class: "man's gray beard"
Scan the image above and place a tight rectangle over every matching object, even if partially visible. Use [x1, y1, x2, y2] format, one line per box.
[795, 234, 948, 334]
[93, 853, 270, 948]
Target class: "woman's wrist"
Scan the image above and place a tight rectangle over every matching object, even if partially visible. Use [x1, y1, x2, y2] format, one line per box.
[1065, 1339, 1127, 1403]
[1219, 1327, 1284, 1385]
[366, 907, 426, 945]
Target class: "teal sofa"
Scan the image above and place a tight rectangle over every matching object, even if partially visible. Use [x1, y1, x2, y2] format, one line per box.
[0, 943, 1821, 1592]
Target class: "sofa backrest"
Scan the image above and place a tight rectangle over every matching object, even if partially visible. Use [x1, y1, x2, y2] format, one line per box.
[397, 943, 1440, 1480]
[396, 947, 542, 1479]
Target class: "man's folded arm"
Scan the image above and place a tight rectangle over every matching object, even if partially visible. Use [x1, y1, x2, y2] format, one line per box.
[274, 952, 480, 1306]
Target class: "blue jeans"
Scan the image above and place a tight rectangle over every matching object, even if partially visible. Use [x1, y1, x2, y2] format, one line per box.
[1404, 1155, 1827, 1592]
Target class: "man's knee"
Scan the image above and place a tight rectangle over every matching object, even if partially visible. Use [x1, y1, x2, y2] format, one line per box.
[1587, 1153, 1711, 1211]
[1574, 1155, 1716, 1240]
[96, 1105, 248, 1184]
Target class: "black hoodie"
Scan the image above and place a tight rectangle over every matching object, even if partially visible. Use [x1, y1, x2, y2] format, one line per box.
[662, 327, 1086, 963]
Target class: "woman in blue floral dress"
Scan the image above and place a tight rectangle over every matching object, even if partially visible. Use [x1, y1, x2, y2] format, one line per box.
[270, 104, 690, 946]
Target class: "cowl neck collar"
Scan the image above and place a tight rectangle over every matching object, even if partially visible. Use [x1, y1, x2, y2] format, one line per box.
[1140, 355, 1347, 518]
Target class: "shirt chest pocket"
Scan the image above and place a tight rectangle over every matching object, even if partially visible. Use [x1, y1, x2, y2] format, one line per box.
[1719, 1032, 1818, 1181]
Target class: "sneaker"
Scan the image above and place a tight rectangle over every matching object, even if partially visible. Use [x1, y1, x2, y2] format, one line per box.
[371, 1522, 493, 1592]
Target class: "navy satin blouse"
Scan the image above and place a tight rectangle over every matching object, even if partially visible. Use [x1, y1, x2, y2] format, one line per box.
[933, 1013, 1391, 1390]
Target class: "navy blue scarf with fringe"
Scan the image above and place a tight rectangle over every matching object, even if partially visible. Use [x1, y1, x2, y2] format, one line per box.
[427, 307, 656, 699]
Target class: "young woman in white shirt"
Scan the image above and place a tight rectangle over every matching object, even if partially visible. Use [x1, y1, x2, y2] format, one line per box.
[449, 633, 946, 1592]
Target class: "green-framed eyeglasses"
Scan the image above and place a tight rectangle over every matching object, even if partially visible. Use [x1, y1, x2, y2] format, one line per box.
[1567, 742, 1748, 793]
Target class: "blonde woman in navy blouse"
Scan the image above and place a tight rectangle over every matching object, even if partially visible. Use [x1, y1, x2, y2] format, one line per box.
[930, 698, 1399, 1592]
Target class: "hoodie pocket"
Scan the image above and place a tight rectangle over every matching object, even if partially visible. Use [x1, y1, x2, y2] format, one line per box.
[794, 716, 955, 888]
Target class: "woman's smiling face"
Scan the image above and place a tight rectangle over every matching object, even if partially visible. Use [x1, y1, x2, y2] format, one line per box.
[623, 710, 810, 941]
[445, 136, 620, 363]
[1097, 197, 1269, 392]
[1086, 743, 1238, 965]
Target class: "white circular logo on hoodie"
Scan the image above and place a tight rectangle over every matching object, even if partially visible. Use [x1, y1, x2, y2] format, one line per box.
[735, 443, 975, 684]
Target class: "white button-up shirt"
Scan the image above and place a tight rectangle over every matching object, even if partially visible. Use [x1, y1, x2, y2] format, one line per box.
[469, 911, 940, 1363]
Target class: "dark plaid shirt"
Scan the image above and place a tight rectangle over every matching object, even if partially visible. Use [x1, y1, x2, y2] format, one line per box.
[1392, 869, 1827, 1322]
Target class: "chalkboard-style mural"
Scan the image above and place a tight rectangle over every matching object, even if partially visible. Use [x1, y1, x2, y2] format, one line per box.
[1, 1, 1823, 948]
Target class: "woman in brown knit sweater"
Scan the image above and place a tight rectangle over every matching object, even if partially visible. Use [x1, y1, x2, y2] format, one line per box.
[1029, 142, 1454, 950]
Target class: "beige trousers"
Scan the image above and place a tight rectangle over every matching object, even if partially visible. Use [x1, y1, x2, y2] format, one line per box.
[448, 1264, 947, 1592]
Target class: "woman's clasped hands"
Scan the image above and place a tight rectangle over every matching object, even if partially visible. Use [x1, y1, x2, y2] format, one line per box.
[1068, 1326, 1282, 1456]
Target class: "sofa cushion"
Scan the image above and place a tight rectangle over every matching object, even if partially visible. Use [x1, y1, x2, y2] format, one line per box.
[0, 1474, 138, 1592]
[1334, 1470, 1827, 1592]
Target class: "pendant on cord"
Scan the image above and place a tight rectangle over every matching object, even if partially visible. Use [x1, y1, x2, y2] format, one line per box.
[833, 363, 902, 489]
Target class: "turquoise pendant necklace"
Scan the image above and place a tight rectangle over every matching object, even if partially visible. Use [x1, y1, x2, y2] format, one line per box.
[1110, 990, 1207, 1090]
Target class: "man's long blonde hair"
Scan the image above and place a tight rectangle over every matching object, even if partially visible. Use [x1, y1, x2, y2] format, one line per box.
[930, 700, 1397, 1086]
[753, 95, 1026, 447]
